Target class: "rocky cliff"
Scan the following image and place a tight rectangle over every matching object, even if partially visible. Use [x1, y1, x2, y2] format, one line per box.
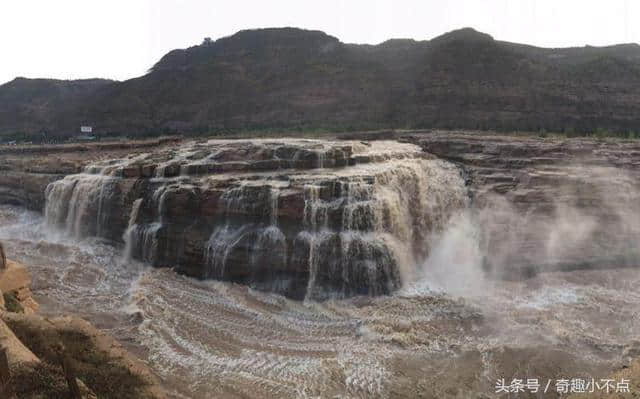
[0, 137, 179, 210]
[404, 131, 640, 278]
[42, 138, 468, 299]
[2, 27, 640, 139]
[4, 132, 640, 298]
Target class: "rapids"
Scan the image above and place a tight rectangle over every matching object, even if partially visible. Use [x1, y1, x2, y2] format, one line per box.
[1, 204, 639, 398]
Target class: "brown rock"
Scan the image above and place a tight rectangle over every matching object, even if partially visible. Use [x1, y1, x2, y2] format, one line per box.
[0, 243, 5, 270]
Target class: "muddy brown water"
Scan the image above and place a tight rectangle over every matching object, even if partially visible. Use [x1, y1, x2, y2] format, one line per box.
[1, 204, 639, 398]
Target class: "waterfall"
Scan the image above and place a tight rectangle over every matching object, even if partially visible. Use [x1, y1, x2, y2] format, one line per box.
[42, 139, 468, 300]
[123, 199, 143, 260]
[127, 222, 163, 263]
[270, 188, 279, 226]
[295, 159, 468, 299]
[303, 185, 328, 230]
[315, 149, 326, 169]
[250, 225, 287, 284]
[204, 183, 286, 280]
[201, 158, 467, 299]
[205, 224, 254, 279]
[44, 174, 118, 238]
[300, 230, 327, 301]
[122, 185, 181, 265]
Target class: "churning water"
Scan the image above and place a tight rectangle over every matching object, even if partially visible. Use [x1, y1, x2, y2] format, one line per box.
[2, 204, 640, 398]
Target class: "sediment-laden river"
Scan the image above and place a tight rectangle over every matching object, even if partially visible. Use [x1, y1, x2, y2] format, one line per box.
[2, 203, 639, 398]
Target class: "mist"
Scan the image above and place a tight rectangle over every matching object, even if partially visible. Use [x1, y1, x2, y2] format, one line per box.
[417, 164, 640, 299]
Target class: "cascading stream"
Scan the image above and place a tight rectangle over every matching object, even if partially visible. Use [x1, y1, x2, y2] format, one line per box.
[4, 200, 639, 399]
[42, 139, 468, 300]
[11, 135, 640, 398]
[45, 174, 119, 238]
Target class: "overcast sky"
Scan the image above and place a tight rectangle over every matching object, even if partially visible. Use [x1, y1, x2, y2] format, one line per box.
[1, 0, 638, 84]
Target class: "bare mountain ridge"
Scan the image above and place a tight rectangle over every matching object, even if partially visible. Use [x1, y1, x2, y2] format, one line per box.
[0, 77, 113, 139]
[1, 27, 640, 139]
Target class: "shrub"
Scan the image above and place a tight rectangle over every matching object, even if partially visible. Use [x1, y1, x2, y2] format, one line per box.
[5, 318, 149, 399]
[11, 362, 69, 399]
[3, 291, 24, 313]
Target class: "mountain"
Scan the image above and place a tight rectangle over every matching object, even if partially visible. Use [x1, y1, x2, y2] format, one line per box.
[0, 77, 113, 139]
[2, 27, 640, 140]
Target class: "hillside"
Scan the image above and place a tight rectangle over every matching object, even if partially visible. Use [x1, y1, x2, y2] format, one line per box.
[2, 27, 640, 140]
[0, 78, 113, 140]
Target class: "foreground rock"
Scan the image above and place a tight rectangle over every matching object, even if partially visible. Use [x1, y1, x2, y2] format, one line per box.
[0, 255, 166, 398]
[0, 316, 39, 364]
[2, 312, 165, 399]
[43, 138, 468, 299]
[0, 260, 38, 314]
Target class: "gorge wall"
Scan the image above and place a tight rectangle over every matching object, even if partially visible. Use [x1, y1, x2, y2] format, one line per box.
[0, 138, 179, 210]
[4, 132, 640, 299]
[404, 131, 640, 279]
[41, 139, 468, 299]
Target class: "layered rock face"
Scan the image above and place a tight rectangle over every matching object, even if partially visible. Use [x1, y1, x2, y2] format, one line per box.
[44, 139, 467, 299]
[0, 138, 179, 210]
[405, 132, 640, 277]
[10, 132, 640, 294]
[0, 169, 62, 211]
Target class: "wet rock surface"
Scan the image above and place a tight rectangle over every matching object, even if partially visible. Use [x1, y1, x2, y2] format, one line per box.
[404, 131, 640, 278]
[7, 132, 640, 296]
[1, 133, 640, 397]
[0, 138, 179, 210]
[41, 139, 467, 299]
